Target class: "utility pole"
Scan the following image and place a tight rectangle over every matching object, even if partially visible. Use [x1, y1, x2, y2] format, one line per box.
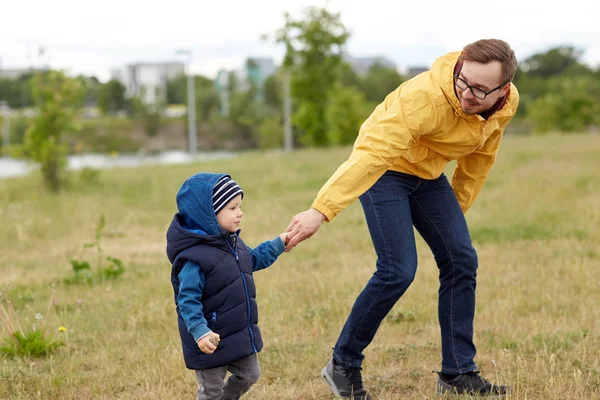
[0, 101, 10, 150]
[176, 50, 197, 156]
[283, 71, 293, 152]
[216, 70, 230, 117]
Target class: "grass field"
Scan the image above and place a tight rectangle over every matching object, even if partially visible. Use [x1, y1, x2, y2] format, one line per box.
[0, 133, 599, 399]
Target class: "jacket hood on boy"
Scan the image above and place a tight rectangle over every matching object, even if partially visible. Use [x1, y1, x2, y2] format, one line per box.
[177, 172, 230, 236]
[166, 173, 233, 265]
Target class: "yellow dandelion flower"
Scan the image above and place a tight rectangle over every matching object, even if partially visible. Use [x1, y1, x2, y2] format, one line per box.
[58, 326, 67, 332]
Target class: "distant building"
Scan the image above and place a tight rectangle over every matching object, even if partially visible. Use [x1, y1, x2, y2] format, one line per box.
[215, 57, 276, 113]
[111, 62, 185, 105]
[0, 68, 30, 80]
[235, 57, 276, 97]
[406, 66, 429, 77]
[344, 54, 397, 76]
[1, 56, 49, 80]
[244, 57, 276, 90]
[0, 67, 46, 80]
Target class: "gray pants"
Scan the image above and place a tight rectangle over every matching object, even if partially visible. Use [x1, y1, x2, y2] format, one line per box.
[195, 353, 261, 400]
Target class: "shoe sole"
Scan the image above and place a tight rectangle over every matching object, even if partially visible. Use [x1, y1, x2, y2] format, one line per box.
[436, 379, 509, 398]
[321, 366, 342, 397]
[436, 390, 508, 398]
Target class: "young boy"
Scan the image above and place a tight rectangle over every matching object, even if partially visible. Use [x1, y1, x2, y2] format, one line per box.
[166, 173, 287, 400]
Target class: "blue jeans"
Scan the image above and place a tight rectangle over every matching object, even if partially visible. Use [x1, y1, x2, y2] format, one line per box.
[333, 171, 478, 374]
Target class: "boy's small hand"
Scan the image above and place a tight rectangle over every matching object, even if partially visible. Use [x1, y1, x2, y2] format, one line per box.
[197, 333, 220, 354]
[279, 232, 289, 246]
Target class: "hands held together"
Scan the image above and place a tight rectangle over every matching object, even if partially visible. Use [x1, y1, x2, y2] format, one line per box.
[282, 208, 326, 253]
[199, 209, 325, 355]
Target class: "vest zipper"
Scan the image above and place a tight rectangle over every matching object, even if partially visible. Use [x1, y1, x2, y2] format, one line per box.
[225, 236, 258, 353]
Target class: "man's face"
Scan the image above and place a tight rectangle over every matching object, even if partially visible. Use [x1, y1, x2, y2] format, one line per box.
[455, 60, 509, 115]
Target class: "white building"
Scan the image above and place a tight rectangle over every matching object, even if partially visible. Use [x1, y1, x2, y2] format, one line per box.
[111, 62, 185, 105]
[0, 67, 46, 80]
[0, 68, 30, 80]
[0, 57, 49, 80]
[344, 54, 397, 76]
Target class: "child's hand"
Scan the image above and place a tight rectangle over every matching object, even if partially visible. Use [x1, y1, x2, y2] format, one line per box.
[279, 232, 289, 246]
[197, 332, 220, 354]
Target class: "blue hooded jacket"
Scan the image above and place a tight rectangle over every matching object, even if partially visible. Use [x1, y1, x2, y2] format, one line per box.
[166, 173, 284, 370]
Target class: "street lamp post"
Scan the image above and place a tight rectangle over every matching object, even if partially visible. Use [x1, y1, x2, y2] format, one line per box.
[283, 71, 293, 152]
[0, 101, 10, 150]
[176, 50, 197, 157]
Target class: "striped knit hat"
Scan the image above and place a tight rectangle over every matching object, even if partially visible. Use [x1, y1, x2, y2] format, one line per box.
[213, 176, 244, 214]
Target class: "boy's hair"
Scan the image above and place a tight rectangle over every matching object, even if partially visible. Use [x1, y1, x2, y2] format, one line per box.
[213, 176, 243, 214]
[459, 39, 518, 84]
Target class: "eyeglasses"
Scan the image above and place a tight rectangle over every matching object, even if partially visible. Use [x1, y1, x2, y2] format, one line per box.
[453, 74, 506, 100]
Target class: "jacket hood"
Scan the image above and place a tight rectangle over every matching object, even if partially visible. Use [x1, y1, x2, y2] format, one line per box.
[176, 172, 230, 236]
[430, 51, 519, 120]
[166, 173, 232, 264]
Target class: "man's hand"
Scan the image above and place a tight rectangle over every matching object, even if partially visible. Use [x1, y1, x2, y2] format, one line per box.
[197, 332, 220, 354]
[285, 208, 326, 252]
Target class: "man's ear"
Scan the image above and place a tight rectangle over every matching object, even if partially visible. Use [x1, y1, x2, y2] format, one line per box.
[501, 83, 511, 97]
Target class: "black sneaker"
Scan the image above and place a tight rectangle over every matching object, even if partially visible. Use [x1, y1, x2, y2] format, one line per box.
[434, 370, 510, 397]
[321, 358, 372, 400]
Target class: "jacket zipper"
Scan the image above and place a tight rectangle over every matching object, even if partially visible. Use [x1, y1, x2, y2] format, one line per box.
[225, 235, 258, 353]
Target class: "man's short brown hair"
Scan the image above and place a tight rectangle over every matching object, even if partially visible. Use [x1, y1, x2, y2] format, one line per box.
[459, 39, 517, 84]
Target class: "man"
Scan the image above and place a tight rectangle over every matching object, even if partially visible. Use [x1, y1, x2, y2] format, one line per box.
[285, 39, 519, 398]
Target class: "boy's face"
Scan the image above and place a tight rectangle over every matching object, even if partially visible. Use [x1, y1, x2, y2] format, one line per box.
[216, 194, 243, 233]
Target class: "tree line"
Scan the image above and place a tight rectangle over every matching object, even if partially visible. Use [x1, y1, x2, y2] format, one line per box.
[2, 9, 599, 150]
[1, 6, 599, 192]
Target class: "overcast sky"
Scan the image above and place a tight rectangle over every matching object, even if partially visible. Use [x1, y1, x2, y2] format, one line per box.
[2, 0, 599, 81]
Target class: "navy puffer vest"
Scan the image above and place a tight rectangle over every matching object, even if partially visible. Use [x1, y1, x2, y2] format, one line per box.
[166, 173, 262, 370]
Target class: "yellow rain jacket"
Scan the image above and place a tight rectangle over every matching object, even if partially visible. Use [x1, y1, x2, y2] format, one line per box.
[312, 51, 519, 221]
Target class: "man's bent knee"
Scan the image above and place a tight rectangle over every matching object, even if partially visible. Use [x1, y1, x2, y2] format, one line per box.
[374, 261, 417, 288]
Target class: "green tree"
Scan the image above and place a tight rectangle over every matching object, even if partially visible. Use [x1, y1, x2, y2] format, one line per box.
[16, 73, 35, 108]
[258, 115, 284, 149]
[326, 84, 369, 144]
[511, 71, 546, 118]
[76, 75, 101, 108]
[528, 77, 600, 133]
[195, 76, 220, 121]
[361, 63, 404, 104]
[22, 71, 84, 191]
[166, 75, 186, 104]
[166, 75, 220, 120]
[263, 73, 283, 112]
[0, 79, 20, 108]
[0, 74, 34, 108]
[228, 82, 264, 146]
[97, 79, 126, 115]
[514, 46, 595, 119]
[226, 72, 239, 105]
[127, 96, 161, 137]
[518, 46, 592, 79]
[339, 62, 362, 90]
[275, 6, 350, 146]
